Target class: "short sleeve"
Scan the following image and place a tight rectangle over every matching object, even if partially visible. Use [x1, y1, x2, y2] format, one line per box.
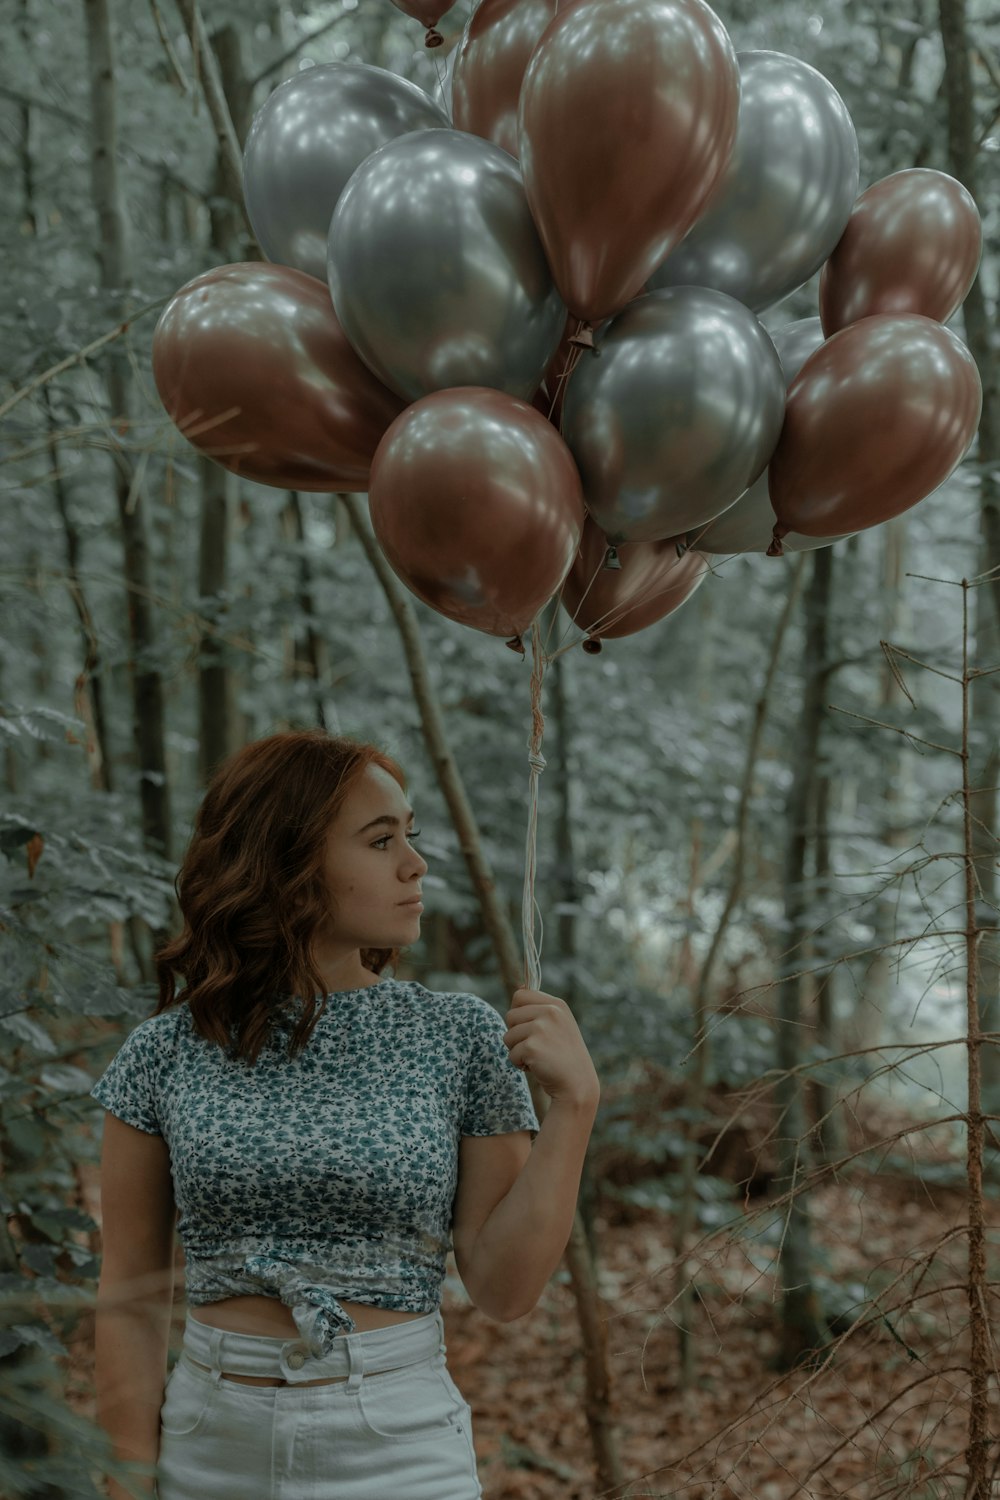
[89, 1022, 163, 1136]
[461, 995, 540, 1139]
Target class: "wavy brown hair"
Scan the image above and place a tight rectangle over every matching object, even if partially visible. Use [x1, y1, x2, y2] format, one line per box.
[153, 730, 408, 1064]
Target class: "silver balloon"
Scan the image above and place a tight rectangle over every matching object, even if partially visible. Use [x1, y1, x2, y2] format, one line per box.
[561, 287, 786, 543]
[692, 318, 854, 553]
[243, 63, 448, 283]
[327, 128, 565, 402]
[648, 51, 859, 313]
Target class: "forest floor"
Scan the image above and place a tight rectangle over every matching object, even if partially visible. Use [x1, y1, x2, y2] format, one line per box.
[67, 1095, 995, 1499]
[443, 1095, 997, 1500]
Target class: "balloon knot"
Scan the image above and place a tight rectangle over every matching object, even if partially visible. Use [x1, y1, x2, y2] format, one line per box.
[766, 523, 787, 559]
[569, 323, 597, 352]
[602, 545, 623, 571]
[582, 636, 603, 654]
[424, 26, 443, 46]
[505, 634, 526, 655]
[675, 539, 688, 558]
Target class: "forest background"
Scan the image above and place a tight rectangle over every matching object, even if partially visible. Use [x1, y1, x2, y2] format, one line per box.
[2, 0, 1000, 1496]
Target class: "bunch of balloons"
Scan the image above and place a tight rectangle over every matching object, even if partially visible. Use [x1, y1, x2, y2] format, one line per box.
[151, 0, 984, 651]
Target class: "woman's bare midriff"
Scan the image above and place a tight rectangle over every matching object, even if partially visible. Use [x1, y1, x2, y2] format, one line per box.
[188, 1295, 429, 1388]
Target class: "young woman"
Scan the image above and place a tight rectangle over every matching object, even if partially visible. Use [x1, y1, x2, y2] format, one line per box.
[90, 729, 600, 1499]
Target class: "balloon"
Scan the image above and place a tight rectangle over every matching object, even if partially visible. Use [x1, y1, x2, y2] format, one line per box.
[328, 129, 565, 403]
[819, 168, 983, 335]
[561, 287, 785, 543]
[390, 0, 453, 28]
[452, 0, 558, 158]
[692, 318, 854, 553]
[649, 51, 858, 313]
[561, 516, 709, 641]
[517, 0, 740, 323]
[242, 64, 448, 283]
[151, 263, 405, 492]
[368, 388, 586, 638]
[768, 314, 982, 543]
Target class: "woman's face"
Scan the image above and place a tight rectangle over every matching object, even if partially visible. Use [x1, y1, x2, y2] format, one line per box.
[316, 763, 429, 952]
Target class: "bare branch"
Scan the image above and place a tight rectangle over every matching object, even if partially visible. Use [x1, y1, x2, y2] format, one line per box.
[0, 299, 166, 422]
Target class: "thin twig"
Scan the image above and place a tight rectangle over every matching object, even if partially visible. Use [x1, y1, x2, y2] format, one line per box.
[0, 299, 167, 422]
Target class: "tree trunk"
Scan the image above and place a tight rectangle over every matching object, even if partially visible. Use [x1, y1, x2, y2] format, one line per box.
[810, 545, 845, 1161]
[21, 0, 154, 986]
[19, 0, 114, 786]
[811, 759, 845, 1160]
[339, 493, 625, 1497]
[194, 19, 257, 781]
[862, 519, 915, 1058]
[938, 0, 1000, 1121]
[206, 20, 255, 254]
[174, 0, 246, 218]
[282, 493, 332, 731]
[83, 0, 173, 971]
[938, 3, 1000, 1490]
[544, 597, 599, 1256]
[197, 456, 238, 783]
[775, 547, 832, 1366]
[672, 554, 806, 1388]
[45, 391, 116, 793]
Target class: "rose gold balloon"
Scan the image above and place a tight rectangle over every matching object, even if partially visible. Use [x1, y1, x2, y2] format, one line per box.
[820, 168, 982, 336]
[390, 0, 452, 27]
[369, 387, 586, 638]
[768, 314, 982, 541]
[452, 0, 558, 158]
[561, 516, 709, 641]
[152, 263, 405, 492]
[517, 0, 740, 323]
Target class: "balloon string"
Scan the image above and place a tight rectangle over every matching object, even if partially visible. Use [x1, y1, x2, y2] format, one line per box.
[521, 616, 547, 993]
[546, 541, 688, 649]
[430, 40, 448, 94]
[566, 548, 690, 640]
[546, 337, 584, 426]
[541, 539, 608, 657]
[542, 543, 743, 666]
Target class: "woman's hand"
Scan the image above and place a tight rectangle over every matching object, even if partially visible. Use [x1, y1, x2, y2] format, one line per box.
[503, 988, 600, 1107]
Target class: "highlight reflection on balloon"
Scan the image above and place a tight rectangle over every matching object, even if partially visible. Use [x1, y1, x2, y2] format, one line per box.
[452, 0, 558, 158]
[692, 318, 854, 553]
[561, 516, 710, 641]
[517, 0, 740, 322]
[368, 388, 586, 638]
[649, 51, 859, 313]
[769, 314, 982, 540]
[561, 287, 786, 543]
[328, 129, 565, 402]
[819, 168, 983, 335]
[151, 263, 405, 493]
[242, 63, 448, 283]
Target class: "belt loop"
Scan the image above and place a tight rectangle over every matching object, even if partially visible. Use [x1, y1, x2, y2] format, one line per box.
[206, 1327, 224, 1386]
[345, 1332, 365, 1395]
[437, 1309, 446, 1357]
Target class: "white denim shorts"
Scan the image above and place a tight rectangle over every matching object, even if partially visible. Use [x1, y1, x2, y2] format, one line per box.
[155, 1308, 483, 1499]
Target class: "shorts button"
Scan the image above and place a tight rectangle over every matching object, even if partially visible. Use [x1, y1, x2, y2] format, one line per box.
[286, 1349, 305, 1369]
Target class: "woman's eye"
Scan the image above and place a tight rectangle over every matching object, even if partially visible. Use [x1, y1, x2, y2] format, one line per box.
[373, 828, 422, 849]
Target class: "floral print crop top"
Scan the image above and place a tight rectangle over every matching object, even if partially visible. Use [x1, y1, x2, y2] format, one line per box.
[89, 979, 539, 1357]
